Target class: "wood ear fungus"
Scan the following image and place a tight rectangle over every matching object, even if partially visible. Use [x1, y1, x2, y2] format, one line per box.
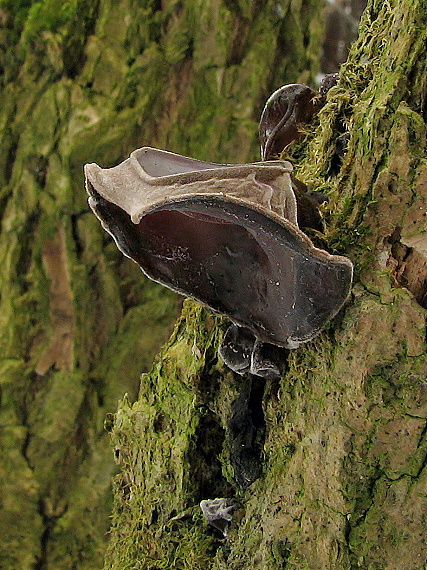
[85, 147, 352, 351]
[259, 84, 323, 160]
[259, 76, 340, 161]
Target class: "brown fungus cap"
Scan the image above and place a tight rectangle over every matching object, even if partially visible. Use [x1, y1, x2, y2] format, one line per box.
[85, 147, 352, 348]
[259, 84, 323, 160]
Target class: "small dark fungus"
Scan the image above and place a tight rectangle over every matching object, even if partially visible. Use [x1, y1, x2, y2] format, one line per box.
[250, 337, 283, 379]
[218, 324, 256, 375]
[289, 174, 328, 232]
[328, 131, 351, 176]
[200, 498, 235, 536]
[85, 147, 352, 350]
[219, 323, 286, 379]
[259, 84, 323, 160]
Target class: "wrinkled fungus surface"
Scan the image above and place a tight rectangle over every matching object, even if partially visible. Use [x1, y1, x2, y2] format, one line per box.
[85, 147, 353, 349]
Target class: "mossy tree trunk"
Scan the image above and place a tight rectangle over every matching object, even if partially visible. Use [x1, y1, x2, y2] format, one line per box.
[104, 1, 427, 569]
[0, 1, 323, 568]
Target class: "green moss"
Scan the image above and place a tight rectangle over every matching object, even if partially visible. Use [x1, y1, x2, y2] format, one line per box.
[7, 0, 427, 567]
[103, 302, 227, 569]
[21, 0, 79, 41]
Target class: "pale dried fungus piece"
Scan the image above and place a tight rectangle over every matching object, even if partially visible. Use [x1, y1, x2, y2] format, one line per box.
[200, 498, 235, 537]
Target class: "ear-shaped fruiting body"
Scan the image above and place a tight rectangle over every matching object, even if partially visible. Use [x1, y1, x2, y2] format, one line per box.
[85, 147, 352, 349]
[259, 84, 323, 160]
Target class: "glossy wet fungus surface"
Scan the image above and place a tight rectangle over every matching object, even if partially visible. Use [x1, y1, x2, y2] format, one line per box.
[259, 83, 323, 161]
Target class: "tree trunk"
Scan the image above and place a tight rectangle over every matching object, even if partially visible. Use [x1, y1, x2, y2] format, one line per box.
[104, 0, 427, 569]
[0, 1, 322, 568]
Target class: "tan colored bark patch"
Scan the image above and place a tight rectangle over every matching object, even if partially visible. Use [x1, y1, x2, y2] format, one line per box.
[36, 226, 75, 374]
[389, 166, 427, 309]
[390, 238, 427, 309]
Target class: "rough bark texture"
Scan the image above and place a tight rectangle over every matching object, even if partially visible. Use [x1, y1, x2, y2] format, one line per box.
[0, 1, 322, 569]
[104, 1, 427, 569]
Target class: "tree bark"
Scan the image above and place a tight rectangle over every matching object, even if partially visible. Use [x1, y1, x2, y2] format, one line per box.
[104, 1, 427, 569]
[0, 1, 322, 568]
